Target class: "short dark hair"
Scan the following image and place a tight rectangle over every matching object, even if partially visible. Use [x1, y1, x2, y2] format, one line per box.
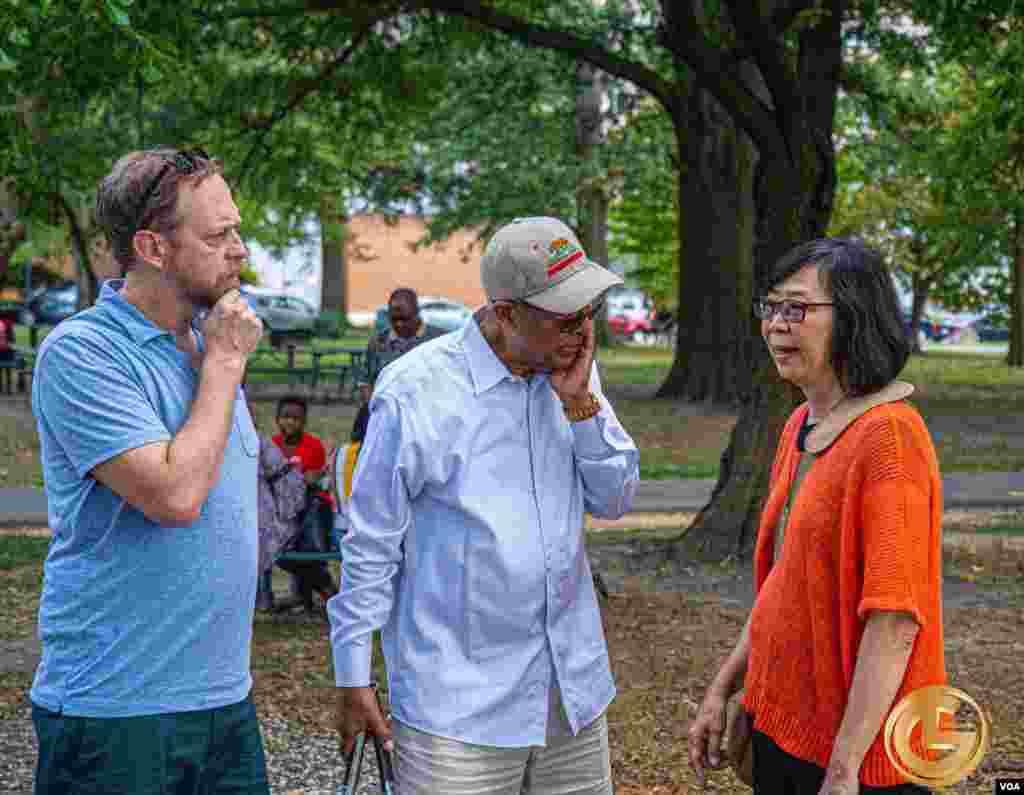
[760, 237, 910, 397]
[276, 394, 309, 418]
[95, 148, 222, 271]
[388, 288, 419, 312]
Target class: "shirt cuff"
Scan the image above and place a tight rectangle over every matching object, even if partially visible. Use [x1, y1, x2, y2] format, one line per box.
[570, 408, 614, 459]
[331, 633, 374, 687]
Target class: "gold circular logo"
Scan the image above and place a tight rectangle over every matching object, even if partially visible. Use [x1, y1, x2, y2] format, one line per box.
[884, 685, 991, 789]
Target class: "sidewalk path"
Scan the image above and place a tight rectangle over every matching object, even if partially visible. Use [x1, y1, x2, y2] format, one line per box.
[3, 472, 1024, 527]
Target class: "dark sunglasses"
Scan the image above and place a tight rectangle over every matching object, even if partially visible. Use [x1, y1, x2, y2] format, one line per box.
[135, 147, 212, 230]
[521, 297, 605, 329]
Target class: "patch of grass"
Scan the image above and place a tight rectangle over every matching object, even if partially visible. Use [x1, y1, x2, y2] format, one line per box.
[640, 454, 719, 481]
[0, 535, 49, 570]
[4, 345, 1024, 486]
[972, 523, 1024, 536]
[0, 414, 43, 489]
[598, 346, 674, 386]
[613, 402, 732, 482]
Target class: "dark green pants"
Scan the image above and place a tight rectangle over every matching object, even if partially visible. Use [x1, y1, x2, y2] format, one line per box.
[32, 696, 269, 795]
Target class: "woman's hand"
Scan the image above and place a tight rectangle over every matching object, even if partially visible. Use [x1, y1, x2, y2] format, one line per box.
[688, 685, 730, 787]
[817, 761, 859, 795]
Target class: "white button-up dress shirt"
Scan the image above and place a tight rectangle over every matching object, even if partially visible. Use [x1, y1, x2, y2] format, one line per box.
[329, 317, 640, 747]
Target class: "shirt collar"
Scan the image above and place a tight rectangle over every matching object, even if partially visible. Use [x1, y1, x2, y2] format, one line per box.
[98, 279, 172, 346]
[461, 314, 515, 396]
[804, 380, 915, 454]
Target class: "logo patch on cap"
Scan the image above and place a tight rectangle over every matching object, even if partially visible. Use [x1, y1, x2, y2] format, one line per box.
[547, 238, 584, 278]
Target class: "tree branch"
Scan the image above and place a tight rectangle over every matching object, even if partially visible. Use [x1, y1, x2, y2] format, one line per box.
[660, 1, 783, 151]
[723, 0, 801, 118]
[339, 0, 681, 114]
[236, 22, 377, 183]
[193, 4, 312, 22]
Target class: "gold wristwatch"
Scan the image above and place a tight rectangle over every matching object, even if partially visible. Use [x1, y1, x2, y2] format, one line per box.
[563, 392, 601, 422]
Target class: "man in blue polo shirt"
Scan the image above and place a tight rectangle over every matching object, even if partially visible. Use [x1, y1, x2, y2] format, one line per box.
[30, 148, 267, 794]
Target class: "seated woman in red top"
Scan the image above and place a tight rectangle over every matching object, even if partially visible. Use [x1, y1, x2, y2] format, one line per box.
[689, 238, 944, 794]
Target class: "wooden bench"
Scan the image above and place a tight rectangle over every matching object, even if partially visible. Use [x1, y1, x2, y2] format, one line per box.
[274, 522, 344, 563]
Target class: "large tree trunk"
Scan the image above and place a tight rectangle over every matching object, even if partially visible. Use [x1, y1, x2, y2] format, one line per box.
[675, 73, 838, 561]
[658, 82, 757, 404]
[1009, 209, 1024, 367]
[320, 195, 348, 333]
[670, 0, 841, 560]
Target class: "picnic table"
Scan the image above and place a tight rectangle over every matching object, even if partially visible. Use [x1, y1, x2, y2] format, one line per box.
[309, 346, 367, 401]
[243, 344, 368, 402]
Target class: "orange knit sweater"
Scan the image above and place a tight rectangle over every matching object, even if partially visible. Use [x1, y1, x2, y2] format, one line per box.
[742, 399, 946, 787]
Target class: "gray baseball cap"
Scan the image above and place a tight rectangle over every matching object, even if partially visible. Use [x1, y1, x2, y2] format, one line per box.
[480, 217, 622, 314]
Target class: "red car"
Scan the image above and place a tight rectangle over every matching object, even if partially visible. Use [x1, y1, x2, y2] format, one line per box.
[606, 289, 656, 342]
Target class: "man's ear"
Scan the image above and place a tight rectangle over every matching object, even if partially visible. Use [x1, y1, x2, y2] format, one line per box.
[132, 230, 167, 271]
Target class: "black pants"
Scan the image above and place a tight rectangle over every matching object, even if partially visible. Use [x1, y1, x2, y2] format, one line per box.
[752, 730, 930, 795]
[275, 497, 336, 608]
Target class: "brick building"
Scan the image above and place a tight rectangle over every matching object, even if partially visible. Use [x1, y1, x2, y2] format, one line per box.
[342, 214, 487, 324]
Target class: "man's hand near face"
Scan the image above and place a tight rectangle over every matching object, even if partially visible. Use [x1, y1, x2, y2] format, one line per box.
[202, 289, 263, 370]
[549, 316, 596, 404]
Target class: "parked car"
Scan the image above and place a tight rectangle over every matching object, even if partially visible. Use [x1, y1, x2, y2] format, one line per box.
[241, 290, 317, 344]
[902, 312, 962, 345]
[373, 296, 472, 335]
[21, 282, 79, 327]
[972, 313, 1010, 343]
[605, 287, 656, 342]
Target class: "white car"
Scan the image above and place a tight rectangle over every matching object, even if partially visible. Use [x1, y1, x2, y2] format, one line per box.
[243, 292, 317, 338]
[374, 296, 473, 335]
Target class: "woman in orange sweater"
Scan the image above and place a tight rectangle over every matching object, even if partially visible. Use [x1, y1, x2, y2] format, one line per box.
[688, 238, 944, 794]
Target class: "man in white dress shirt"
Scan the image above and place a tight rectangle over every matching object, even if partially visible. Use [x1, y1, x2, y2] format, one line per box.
[329, 216, 640, 794]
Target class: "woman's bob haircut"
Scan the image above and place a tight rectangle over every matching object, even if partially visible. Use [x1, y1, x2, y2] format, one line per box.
[759, 237, 910, 397]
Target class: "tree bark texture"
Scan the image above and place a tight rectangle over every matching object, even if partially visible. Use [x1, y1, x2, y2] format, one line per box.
[574, 61, 612, 346]
[320, 195, 348, 331]
[1009, 209, 1023, 367]
[658, 82, 757, 404]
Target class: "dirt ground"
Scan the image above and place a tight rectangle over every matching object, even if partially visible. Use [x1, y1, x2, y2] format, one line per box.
[2, 522, 1023, 793]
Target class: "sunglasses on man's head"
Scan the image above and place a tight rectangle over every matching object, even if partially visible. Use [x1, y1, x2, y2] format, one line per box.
[135, 147, 212, 230]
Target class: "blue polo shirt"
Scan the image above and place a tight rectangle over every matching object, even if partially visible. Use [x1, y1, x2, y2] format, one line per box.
[30, 280, 259, 717]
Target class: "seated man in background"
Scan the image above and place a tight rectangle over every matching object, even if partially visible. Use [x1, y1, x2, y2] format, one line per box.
[350, 287, 446, 441]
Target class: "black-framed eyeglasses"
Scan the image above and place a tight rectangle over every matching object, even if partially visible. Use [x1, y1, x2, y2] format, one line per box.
[520, 297, 606, 330]
[753, 298, 834, 323]
[135, 147, 212, 230]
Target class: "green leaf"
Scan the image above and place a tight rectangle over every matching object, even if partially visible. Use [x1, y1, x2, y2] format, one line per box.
[102, 0, 131, 28]
[141, 62, 162, 82]
[0, 48, 15, 72]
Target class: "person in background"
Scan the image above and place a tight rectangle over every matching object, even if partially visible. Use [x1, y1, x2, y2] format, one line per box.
[269, 394, 338, 613]
[332, 216, 638, 794]
[30, 147, 268, 794]
[688, 237, 944, 795]
[350, 287, 447, 442]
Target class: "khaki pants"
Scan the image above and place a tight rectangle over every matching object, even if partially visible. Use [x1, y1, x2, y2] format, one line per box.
[392, 713, 613, 794]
